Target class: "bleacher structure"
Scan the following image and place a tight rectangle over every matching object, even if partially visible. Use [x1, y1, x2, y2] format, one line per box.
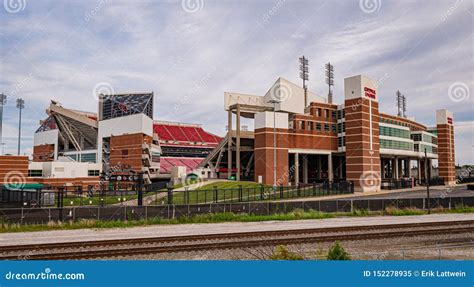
[32, 94, 223, 183]
[153, 121, 221, 174]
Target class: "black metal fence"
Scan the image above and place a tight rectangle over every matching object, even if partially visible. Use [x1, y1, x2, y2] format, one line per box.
[172, 181, 354, 205]
[1, 196, 473, 224]
[0, 181, 354, 208]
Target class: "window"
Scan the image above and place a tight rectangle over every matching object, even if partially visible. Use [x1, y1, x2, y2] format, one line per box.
[324, 109, 329, 118]
[28, 170, 43, 177]
[307, 122, 313, 131]
[324, 124, 330, 132]
[88, 170, 100, 176]
[299, 121, 304, 130]
[331, 111, 337, 119]
[332, 124, 337, 133]
[380, 125, 410, 139]
[380, 139, 413, 151]
[317, 108, 322, 117]
[122, 150, 128, 156]
[80, 153, 97, 163]
[316, 123, 322, 131]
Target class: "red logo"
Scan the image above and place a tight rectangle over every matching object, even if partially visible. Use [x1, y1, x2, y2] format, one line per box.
[364, 87, 376, 99]
[447, 117, 453, 124]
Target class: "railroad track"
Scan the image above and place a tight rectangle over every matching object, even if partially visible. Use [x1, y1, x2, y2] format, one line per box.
[1, 220, 473, 260]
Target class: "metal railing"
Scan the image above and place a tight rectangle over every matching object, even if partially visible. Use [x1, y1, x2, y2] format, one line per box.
[0, 181, 354, 208]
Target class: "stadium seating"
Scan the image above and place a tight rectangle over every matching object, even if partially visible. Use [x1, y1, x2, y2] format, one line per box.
[159, 157, 204, 173]
[153, 123, 221, 146]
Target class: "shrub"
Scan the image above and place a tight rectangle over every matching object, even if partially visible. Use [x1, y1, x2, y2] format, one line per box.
[269, 245, 304, 260]
[327, 241, 351, 260]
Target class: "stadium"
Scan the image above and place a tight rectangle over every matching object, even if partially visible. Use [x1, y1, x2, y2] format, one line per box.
[0, 74, 455, 193]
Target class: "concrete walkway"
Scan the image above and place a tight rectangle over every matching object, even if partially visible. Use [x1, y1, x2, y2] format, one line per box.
[274, 184, 468, 202]
[1, 213, 472, 246]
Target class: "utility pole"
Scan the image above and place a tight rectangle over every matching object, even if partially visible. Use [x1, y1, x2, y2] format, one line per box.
[0, 94, 6, 153]
[425, 148, 430, 214]
[16, 98, 25, 155]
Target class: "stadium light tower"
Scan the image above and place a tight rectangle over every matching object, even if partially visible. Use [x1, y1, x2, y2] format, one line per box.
[16, 98, 25, 155]
[299, 56, 309, 108]
[0, 93, 6, 151]
[396, 91, 407, 118]
[325, 62, 334, 104]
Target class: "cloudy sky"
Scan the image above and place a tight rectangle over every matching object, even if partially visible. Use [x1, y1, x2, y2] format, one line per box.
[0, 0, 472, 164]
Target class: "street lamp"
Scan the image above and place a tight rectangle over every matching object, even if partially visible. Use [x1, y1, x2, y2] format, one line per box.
[0, 93, 6, 149]
[267, 99, 281, 192]
[16, 98, 25, 155]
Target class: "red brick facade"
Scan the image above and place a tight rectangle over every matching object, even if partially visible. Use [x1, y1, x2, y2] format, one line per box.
[344, 98, 381, 192]
[109, 133, 152, 172]
[32, 144, 55, 162]
[437, 123, 456, 184]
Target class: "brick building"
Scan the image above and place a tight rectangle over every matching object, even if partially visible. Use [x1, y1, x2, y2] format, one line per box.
[201, 75, 456, 191]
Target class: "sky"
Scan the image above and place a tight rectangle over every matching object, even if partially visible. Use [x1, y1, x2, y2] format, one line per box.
[0, 0, 472, 165]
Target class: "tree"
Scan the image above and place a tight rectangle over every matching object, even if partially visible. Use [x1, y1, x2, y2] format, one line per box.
[327, 241, 351, 260]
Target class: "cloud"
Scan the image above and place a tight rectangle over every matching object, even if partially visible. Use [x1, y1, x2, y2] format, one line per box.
[0, 0, 472, 164]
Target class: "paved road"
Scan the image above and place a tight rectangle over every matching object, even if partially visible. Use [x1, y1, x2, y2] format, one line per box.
[1, 213, 473, 246]
[343, 185, 473, 200]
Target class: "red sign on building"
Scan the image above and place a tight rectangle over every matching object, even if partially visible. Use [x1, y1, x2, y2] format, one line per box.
[447, 117, 453, 124]
[364, 87, 376, 99]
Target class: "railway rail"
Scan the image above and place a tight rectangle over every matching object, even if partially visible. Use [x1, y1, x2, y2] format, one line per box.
[1, 220, 473, 260]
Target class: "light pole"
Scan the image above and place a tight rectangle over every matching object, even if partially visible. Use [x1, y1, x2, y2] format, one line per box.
[16, 98, 25, 155]
[0, 93, 6, 150]
[267, 99, 281, 192]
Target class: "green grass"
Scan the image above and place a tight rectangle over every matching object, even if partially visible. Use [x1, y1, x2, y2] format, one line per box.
[0, 209, 333, 233]
[62, 194, 139, 207]
[1, 206, 473, 233]
[195, 181, 270, 190]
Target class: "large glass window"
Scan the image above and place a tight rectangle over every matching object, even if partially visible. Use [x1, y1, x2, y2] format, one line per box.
[380, 139, 413, 151]
[380, 125, 410, 139]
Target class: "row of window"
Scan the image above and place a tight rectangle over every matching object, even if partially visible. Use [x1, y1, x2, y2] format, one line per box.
[380, 117, 412, 128]
[337, 122, 346, 133]
[296, 121, 337, 133]
[28, 170, 101, 177]
[338, 137, 346, 147]
[65, 153, 97, 163]
[311, 108, 337, 119]
[380, 126, 410, 139]
[411, 133, 438, 145]
[414, 144, 438, 154]
[380, 139, 414, 151]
